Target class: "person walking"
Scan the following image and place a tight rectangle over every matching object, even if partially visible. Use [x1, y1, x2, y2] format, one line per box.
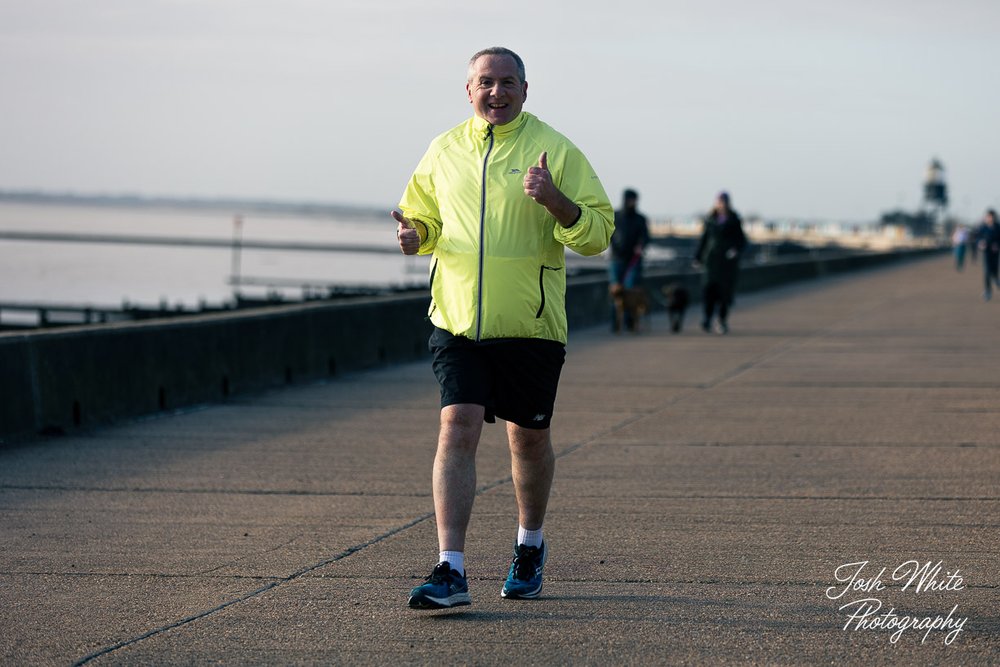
[392, 47, 614, 609]
[952, 225, 968, 271]
[976, 209, 1000, 301]
[694, 191, 747, 334]
[608, 188, 650, 330]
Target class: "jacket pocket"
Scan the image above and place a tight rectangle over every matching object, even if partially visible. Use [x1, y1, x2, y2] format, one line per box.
[536, 265, 563, 318]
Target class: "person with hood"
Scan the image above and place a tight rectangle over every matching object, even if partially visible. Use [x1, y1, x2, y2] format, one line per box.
[694, 191, 747, 334]
[393, 46, 614, 609]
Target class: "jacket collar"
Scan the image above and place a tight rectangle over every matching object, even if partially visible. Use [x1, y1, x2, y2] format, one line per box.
[471, 111, 530, 139]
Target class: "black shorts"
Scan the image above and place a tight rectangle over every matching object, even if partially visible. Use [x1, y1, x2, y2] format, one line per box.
[429, 327, 566, 430]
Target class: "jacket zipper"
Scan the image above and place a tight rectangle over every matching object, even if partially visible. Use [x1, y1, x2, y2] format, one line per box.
[475, 124, 494, 341]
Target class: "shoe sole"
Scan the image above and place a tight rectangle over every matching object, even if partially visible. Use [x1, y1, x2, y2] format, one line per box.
[500, 583, 542, 599]
[408, 592, 471, 609]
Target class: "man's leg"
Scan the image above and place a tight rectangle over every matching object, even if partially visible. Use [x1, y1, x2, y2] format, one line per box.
[434, 404, 486, 554]
[408, 403, 483, 610]
[501, 422, 554, 599]
[507, 423, 554, 531]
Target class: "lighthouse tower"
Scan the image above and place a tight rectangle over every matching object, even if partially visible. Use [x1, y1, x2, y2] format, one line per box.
[922, 157, 948, 236]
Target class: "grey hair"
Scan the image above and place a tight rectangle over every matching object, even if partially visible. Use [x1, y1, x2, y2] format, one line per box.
[467, 47, 525, 83]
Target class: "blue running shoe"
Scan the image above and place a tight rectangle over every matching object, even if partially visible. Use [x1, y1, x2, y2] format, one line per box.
[501, 542, 546, 599]
[408, 562, 471, 609]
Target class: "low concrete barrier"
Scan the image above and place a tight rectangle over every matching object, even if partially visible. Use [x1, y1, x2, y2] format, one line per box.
[1, 295, 434, 441]
[0, 248, 943, 442]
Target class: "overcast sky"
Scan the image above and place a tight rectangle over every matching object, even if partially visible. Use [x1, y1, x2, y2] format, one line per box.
[1, 0, 997, 220]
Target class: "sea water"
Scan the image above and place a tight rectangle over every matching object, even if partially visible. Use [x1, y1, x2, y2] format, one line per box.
[0, 201, 431, 309]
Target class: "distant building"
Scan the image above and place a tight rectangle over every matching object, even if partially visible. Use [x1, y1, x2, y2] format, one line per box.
[880, 209, 934, 237]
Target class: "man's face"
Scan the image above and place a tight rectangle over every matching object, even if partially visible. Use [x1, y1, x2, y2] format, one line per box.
[466, 54, 527, 126]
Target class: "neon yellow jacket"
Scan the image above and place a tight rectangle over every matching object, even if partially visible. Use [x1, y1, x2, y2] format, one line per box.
[399, 111, 614, 344]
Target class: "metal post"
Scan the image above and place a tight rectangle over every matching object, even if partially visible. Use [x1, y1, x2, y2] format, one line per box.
[231, 214, 244, 298]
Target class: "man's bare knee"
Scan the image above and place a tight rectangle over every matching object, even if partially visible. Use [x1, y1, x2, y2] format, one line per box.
[439, 404, 485, 452]
[507, 424, 551, 459]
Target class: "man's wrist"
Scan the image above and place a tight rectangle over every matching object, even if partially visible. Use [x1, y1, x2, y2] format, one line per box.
[411, 219, 428, 243]
[550, 194, 581, 228]
[563, 206, 582, 228]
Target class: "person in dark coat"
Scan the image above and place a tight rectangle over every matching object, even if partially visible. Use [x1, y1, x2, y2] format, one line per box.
[609, 188, 650, 287]
[976, 209, 1000, 301]
[694, 191, 747, 334]
[608, 188, 650, 330]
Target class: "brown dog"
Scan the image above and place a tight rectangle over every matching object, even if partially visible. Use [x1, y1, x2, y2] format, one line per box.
[610, 283, 649, 333]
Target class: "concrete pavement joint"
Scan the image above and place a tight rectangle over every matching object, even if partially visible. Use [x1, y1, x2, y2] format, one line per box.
[72, 579, 286, 666]
[196, 533, 306, 576]
[71, 510, 435, 666]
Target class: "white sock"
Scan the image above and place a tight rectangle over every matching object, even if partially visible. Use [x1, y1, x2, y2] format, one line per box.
[439, 550, 464, 575]
[517, 525, 543, 548]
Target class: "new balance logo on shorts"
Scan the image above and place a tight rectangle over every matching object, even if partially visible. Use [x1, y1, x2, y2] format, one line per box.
[533, 414, 547, 422]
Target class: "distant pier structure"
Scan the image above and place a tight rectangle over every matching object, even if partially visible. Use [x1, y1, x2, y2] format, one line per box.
[923, 157, 948, 235]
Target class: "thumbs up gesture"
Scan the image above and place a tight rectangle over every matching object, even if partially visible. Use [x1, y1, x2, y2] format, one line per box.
[523, 151, 556, 206]
[522, 150, 582, 228]
[391, 210, 420, 255]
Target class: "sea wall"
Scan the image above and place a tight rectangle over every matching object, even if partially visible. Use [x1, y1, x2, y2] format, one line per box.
[0, 248, 943, 442]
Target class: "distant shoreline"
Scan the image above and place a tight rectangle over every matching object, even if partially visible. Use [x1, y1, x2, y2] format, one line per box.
[0, 189, 385, 220]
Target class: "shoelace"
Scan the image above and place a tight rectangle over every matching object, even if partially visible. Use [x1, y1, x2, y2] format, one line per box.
[511, 547, 541, 580]
[425, 562, 454, 584]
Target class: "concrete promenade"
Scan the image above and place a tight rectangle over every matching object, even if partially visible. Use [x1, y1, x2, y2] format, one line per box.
[1, 254, 998, 665]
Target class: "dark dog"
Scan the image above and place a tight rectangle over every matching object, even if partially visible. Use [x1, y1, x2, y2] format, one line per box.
[661, 283, 690, 333]
[610, 283, 649, 333]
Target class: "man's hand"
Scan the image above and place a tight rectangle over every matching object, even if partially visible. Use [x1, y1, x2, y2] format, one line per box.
[523, 151, 557, 206]
[391, 210, 420, 255]
[523, 151, 581, 228]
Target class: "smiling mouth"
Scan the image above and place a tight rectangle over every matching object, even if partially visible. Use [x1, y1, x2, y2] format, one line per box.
[488, 103, 508, 109]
